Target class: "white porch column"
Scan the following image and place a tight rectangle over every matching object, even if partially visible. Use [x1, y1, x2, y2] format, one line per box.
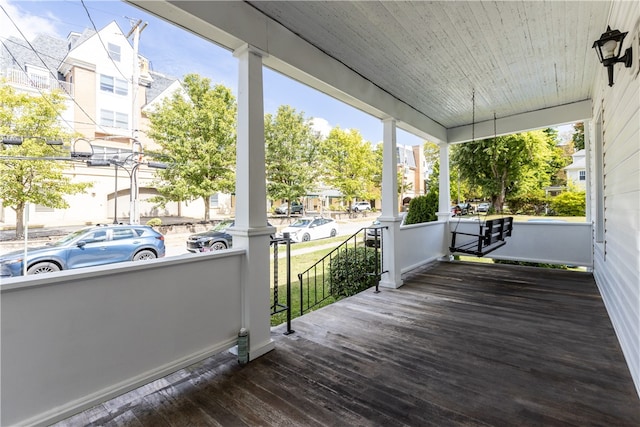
[230, 44, 275, 361]
[436, 141, 453, 259]
[378, 118, 403, 289]
[436, 141, 451, 221]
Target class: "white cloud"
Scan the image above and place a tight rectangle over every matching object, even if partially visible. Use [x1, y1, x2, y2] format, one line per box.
[309, 117, 332, 138]
[0, 0, 60, 41]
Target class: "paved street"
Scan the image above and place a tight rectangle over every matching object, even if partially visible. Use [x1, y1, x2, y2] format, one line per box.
[0, 215, 377, 258]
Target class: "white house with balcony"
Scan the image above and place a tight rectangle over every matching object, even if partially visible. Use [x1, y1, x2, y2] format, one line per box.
[0, 22, 202, 226]
[1, 1, 639, 425]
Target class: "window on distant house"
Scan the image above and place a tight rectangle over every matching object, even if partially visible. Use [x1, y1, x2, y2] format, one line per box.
[99, 109, 114, 128]
[35, 204, 54, 212]
[115, 112, 128, 129]
[100, 75, 128, 96]
[108, 43, 121, 62]
[579, 170, 586, 181]
[100, 109, 129, 130]
[209, 193, 219, 208]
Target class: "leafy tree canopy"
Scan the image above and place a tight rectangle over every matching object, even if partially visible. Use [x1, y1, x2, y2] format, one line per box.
[572, 122, 585, 151]
[319, 127, 377, 206]
[451, 130, 560, 212]
[0, 85, 91, 238]
[147, 74, 236, 221]
[265, 105, 321, 215]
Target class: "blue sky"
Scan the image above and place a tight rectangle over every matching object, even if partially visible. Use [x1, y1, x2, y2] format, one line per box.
[0, 0, 425, 145]
[0, 0, 573, 145]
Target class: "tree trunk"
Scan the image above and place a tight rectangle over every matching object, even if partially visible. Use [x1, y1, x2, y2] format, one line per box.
[203, 197, 210, 222]
[15, 204, 25, 239]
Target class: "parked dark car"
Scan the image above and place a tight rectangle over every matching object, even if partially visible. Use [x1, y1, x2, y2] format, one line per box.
[0, 224, 165, 277]
[186, 220, 234, 252]
[365, 219, 384, 247]
[456, 202, 474, 215]
[274, 201, 303, 215]
[186, 220, 274, 252]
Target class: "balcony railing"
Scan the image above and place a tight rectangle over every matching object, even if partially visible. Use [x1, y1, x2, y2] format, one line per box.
[3, 68, 74, 96]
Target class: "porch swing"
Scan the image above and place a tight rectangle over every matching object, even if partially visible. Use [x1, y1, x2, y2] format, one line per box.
[449, 92, 514, 257]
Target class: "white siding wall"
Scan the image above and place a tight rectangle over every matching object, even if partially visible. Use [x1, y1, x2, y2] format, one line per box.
[590, 1, 640, 396]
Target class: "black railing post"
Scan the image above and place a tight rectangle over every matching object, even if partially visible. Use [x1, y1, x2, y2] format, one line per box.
[272, 239, 279, 313]
[374, 228, 380, 293]
[284, 232, 294, 335]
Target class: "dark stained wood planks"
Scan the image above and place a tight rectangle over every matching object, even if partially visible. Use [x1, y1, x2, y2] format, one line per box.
[52, 261, 640, 427]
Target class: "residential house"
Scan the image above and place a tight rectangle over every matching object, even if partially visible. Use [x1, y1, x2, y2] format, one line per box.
[398, 143, 428, 207]
[2, 1, 639, 425]
[564, 148, 587, 190]
[0, 21, 236, 225]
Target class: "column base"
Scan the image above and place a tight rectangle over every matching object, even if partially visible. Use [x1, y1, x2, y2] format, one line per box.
[379, 278, 404, 289]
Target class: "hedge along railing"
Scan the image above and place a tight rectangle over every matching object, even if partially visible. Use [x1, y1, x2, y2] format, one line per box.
[297, 226, 387, 315]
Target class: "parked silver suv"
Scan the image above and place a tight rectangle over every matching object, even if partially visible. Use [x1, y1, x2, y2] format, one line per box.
[353, 201, 372, 212]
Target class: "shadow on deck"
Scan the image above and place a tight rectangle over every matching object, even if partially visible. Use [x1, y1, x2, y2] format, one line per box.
[54, 262, 640, 426]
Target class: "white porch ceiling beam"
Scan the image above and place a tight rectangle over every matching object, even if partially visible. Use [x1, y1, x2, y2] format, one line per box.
[447, 100, 593, 144]
[126, 0, 446, 142]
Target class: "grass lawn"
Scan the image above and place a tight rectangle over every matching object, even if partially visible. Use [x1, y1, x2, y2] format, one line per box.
[270, 242, 340, 326]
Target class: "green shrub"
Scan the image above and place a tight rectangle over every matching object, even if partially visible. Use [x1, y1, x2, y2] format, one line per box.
[328, 247, 380, 298]
[494, 259, 567, 269]
[550, 191, 586, 216]
[507, 192, 546, 215]
[404, 191, 438, 225]
[146, 217, 162, 227]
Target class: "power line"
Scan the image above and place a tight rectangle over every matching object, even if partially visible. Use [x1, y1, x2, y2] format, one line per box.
[80, 0, 131, 84]
[0, 3, 113, 136]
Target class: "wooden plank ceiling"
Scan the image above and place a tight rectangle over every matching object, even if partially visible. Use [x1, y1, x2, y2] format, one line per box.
[247, 1, 611, 128]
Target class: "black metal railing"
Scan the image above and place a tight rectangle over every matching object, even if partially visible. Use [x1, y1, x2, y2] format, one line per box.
[270, 233, 294, 334]
[297, 226, 387, 316]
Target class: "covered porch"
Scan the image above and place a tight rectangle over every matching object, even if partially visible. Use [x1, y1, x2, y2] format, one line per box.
[52, 261, 639, 426]
[2, 1, 639, 425]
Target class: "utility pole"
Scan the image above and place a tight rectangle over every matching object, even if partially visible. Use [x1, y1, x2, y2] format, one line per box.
[126, 19, 147, 224]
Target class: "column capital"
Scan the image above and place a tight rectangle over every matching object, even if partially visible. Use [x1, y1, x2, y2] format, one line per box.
[233, 43, 269, 59]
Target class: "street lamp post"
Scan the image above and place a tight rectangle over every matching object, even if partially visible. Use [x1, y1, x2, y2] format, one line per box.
[113, 163, 119, 224]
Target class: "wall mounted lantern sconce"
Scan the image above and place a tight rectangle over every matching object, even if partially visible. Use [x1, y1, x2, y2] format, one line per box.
[592, 26, 633, 86]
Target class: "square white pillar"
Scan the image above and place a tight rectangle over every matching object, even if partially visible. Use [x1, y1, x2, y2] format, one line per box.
[437, 141, 451, 219]
[378, 118, 403, 289]
[231, 44, 275, 360]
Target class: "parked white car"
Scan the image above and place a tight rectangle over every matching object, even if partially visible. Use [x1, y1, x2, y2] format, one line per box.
[352, 201, 372, 212]
[278, 217, 338, 243]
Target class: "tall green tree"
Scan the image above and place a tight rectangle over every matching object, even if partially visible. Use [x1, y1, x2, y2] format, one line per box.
[147, 74, 236, 221]
[572, 122, 585, 151]
[265, 105, 321, 216]
[451, 130, 557, 212]
[320, 127, 376, 209]
[0, 85, 91, 238]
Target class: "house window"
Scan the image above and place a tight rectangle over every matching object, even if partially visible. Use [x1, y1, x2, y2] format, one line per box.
[115, 112, 128, 129]
[35, 205, 54, 212]
[100, 109, 129, 130]
[209, 193, 219, 208]
[100, 75, 128, 96]
[107, 43, 121, 62]
[579, 170, 586, 181]
[99, 109, 114, 128]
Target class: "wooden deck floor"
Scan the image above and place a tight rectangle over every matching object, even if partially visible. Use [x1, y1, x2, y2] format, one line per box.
[54, 262, 640, 426]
